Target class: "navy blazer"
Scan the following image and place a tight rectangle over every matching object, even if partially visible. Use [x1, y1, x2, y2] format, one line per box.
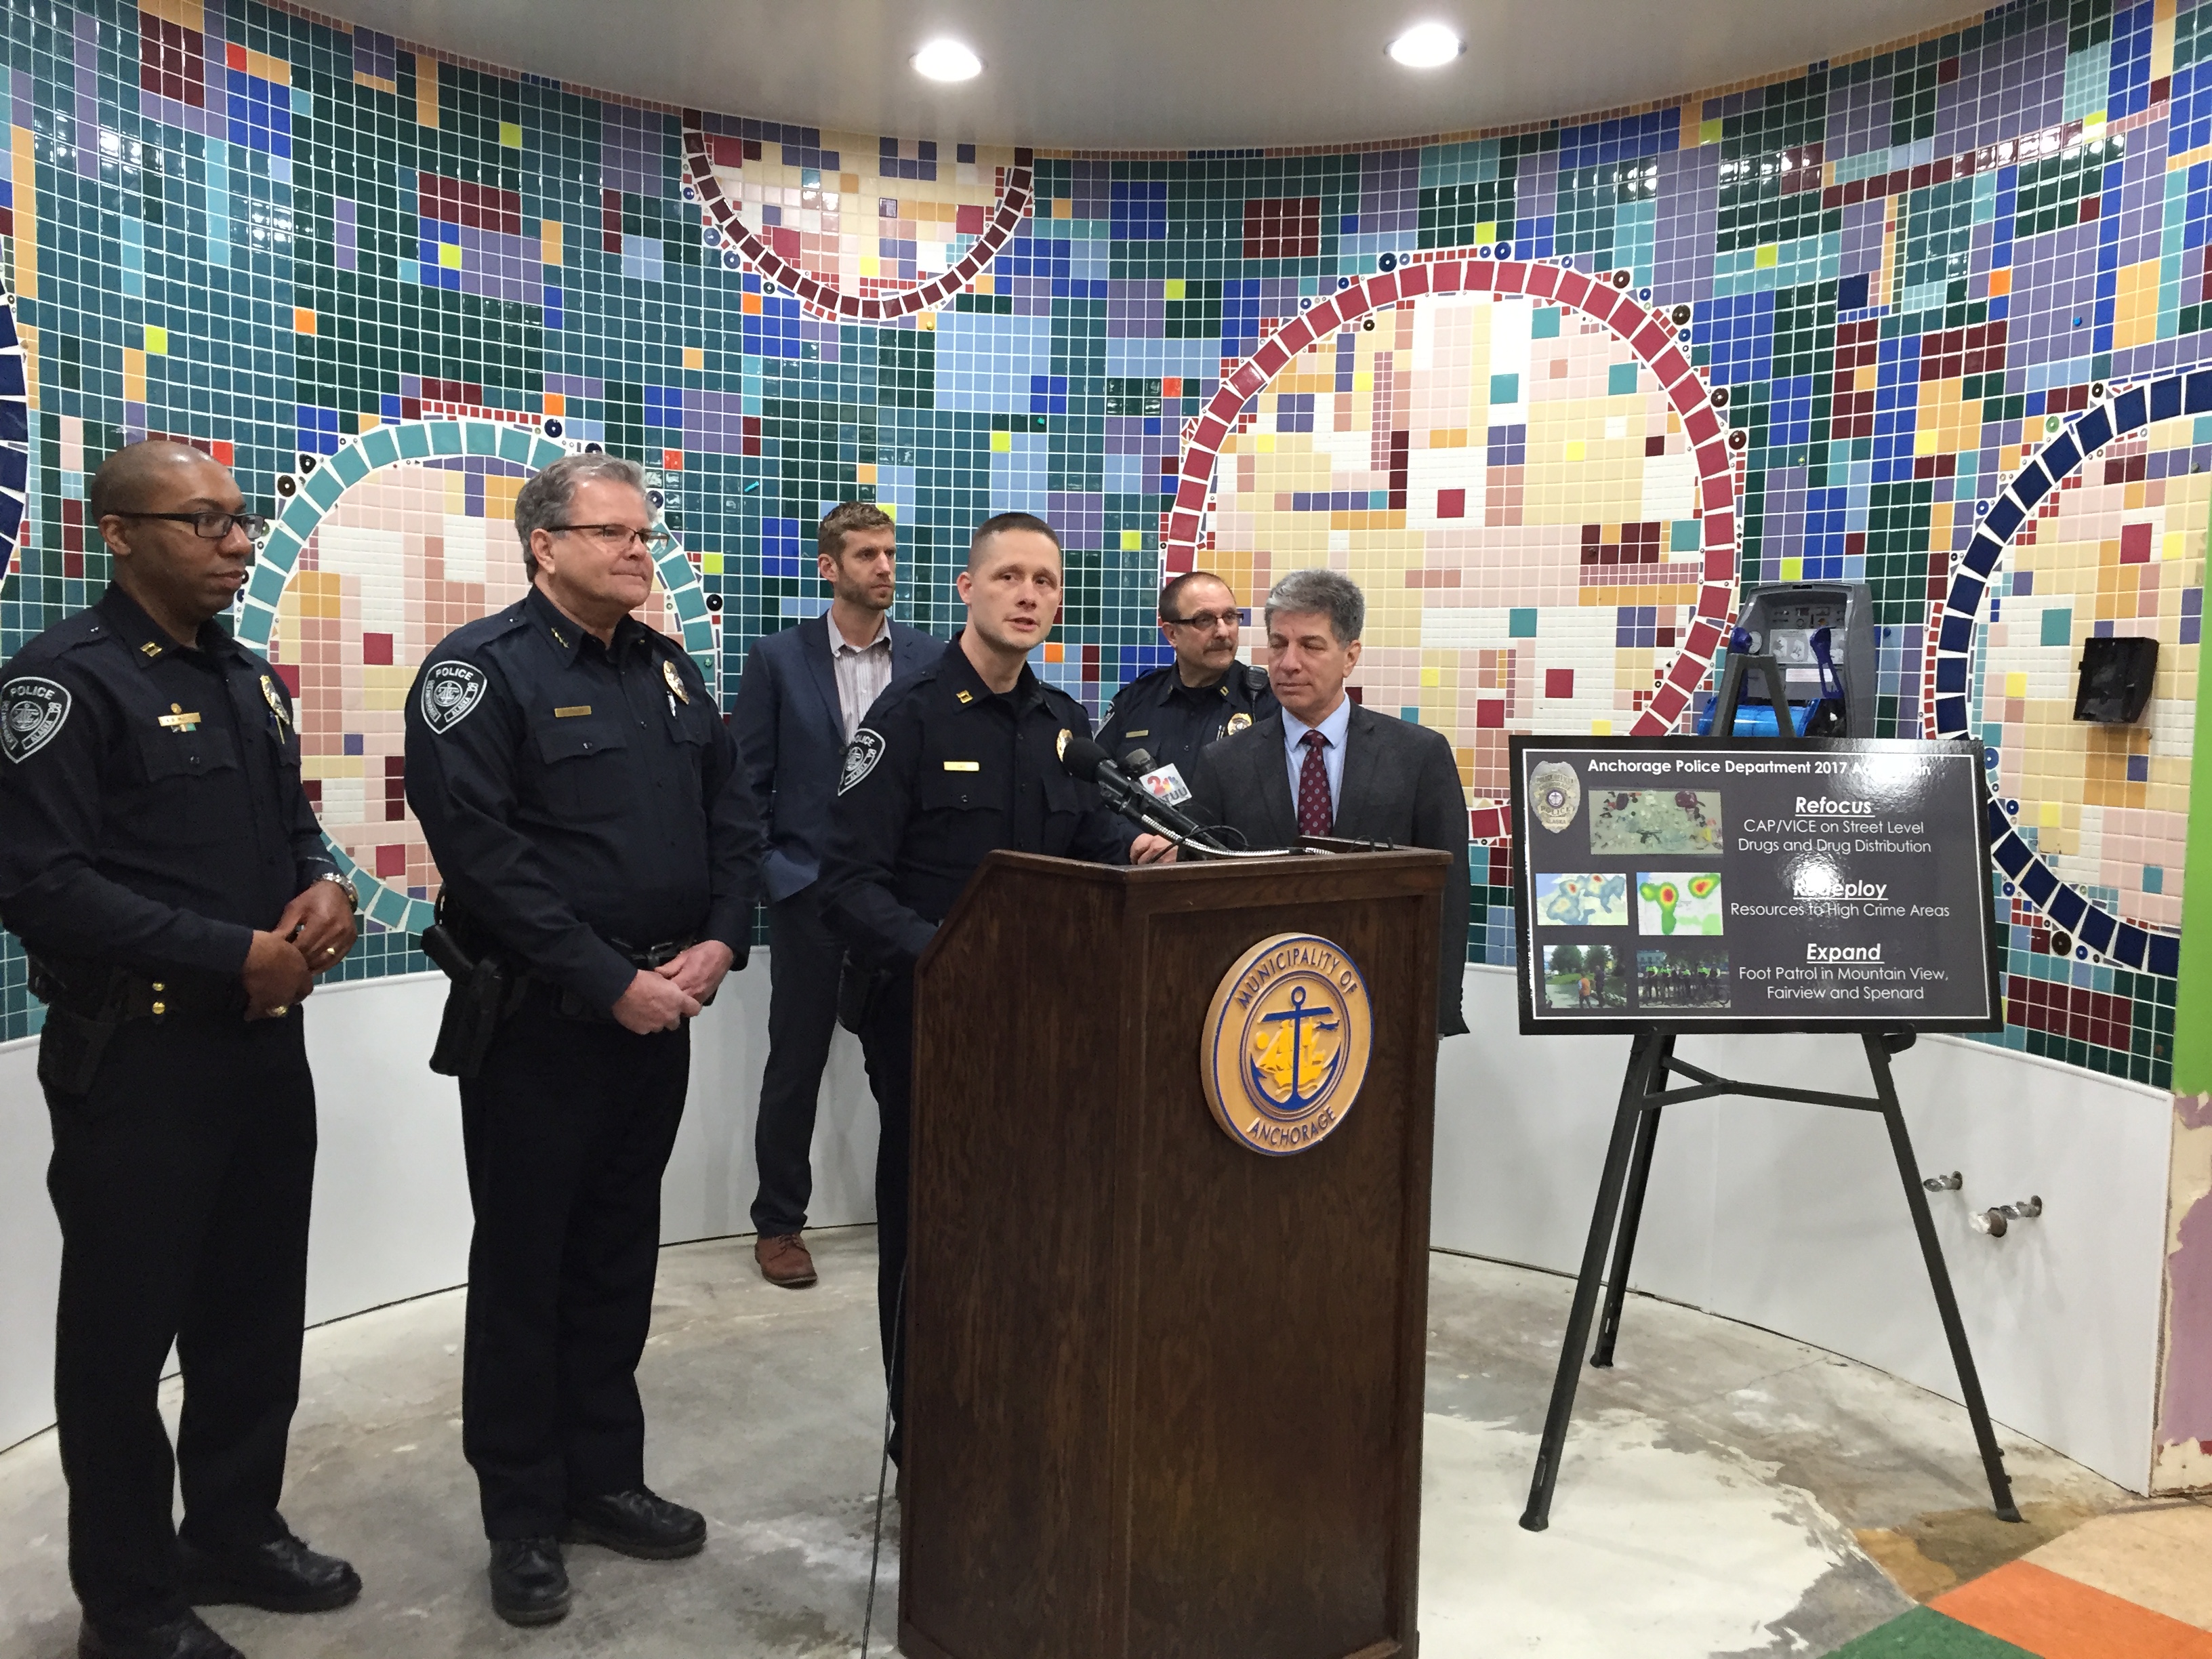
[731, 613, 943, 902]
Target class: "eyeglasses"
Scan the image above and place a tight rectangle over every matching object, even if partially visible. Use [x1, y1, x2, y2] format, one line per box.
[548, 523, 676, 555]
[114, 510, 271, 541]
[1165, 609, 1242, 632]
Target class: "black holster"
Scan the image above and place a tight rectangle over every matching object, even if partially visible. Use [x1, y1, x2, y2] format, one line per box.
[836, 955, 882, 1035]
[420, 916, 513, 1080]
[28, 956, 126, 1098]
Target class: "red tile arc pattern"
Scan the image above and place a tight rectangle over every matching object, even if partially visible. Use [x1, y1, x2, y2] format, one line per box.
[677, 119, 1036, 323]
[1160, 251, 1741, 842]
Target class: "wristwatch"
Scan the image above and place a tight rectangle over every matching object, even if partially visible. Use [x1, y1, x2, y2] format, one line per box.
[316, 870, 360, 912]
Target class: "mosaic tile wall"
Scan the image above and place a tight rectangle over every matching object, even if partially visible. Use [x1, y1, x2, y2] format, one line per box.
[0, 0, 2198, 1084]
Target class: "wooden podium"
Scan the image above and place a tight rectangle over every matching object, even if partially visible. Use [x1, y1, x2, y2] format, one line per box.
[899, 848, 1449, 1659]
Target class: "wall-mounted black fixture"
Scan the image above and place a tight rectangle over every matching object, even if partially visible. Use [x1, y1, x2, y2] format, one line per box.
[2073, 635, 2158, 724]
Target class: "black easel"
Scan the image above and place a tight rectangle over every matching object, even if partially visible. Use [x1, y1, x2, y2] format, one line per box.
[1517, 651, 2023, 1534]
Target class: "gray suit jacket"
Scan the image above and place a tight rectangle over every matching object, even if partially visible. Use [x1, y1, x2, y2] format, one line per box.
[731, 613, 943, 902]
[1190, 703, 1471, 1037]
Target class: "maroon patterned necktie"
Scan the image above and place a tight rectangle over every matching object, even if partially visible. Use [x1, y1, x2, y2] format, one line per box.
[1296, 729, 1333, 837]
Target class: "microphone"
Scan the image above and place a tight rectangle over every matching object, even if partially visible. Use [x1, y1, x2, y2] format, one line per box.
[1060, 733, 1227, 852]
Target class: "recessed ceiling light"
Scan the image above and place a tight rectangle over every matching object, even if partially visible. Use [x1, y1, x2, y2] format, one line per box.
[913, 39, 983, 82]
[1387, 22, 1463, 68]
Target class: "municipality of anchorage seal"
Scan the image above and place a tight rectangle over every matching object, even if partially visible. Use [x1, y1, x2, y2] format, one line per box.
[1200, 933, 1374, 1156]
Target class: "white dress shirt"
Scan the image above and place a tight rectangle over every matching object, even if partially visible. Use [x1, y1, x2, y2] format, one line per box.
[830, 613, 894, 740]
[1279, 694, 1353, 819]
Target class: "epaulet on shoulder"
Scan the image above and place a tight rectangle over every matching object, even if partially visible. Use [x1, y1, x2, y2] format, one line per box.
[444, 602, 532, 654]
[1040, 681, 1085, 713]
[16, 607, 110, 666]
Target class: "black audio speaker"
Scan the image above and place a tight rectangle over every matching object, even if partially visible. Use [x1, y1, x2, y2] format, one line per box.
[2072, 635, 2159, 724]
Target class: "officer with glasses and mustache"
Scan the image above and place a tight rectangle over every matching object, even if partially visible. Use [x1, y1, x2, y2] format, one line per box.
[1095, 569, 1275, 803]
[403, 452, 762, 1628]
[0, 440, 362, 1659]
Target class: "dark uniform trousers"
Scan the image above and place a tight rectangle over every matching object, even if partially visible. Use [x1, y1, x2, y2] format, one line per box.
[750, 887, 844, 1238]
[457, 995, 691, 1540]
[855, 974, 916, 1454]
[44, 1012, 316, 1628]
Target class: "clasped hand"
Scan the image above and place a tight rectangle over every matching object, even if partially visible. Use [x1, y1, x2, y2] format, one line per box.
[242, 880, 361, 1019]
[611, 940, 735, 1034]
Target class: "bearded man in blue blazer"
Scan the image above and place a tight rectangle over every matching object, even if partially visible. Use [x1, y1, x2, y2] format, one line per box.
[730, 504, 942, 1287]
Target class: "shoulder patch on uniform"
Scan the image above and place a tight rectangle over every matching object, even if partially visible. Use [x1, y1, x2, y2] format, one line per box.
[839, 727, 886, 794]
[419, 659, 488, 735]
[1, 676, 70, 763]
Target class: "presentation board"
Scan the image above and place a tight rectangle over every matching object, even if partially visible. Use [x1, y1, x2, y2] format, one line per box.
[1510, 736, 2001, 1035]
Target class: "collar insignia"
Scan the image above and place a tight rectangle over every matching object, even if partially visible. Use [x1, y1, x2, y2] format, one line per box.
[956, 689, 974, 704]
[140, 641, 163, 659]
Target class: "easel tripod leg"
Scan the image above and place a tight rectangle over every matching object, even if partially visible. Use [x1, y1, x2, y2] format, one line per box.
[1520, 1033, 1660, 1532]
[1863, 1035, 2022, 1523]
[1593, 1037, 1671, 1368]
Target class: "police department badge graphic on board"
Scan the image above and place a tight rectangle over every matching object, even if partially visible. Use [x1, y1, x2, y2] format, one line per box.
[1530, 760, 1580, 833]
[419, 660, 487, 735]
[1200, 933, 1374, 1156]
[1, 676, 70, 763]
[840, 727, 885, 794]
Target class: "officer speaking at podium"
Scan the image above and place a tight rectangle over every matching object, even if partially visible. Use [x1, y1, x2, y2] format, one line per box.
[403, 453, 762, 1628]
[819, 511, 1173, 1464]
[0, 440, 361, 1659]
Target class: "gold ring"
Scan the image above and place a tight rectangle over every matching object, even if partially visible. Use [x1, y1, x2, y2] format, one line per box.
[270, 1005, 289, 1017]
[324, 945, 338, 957]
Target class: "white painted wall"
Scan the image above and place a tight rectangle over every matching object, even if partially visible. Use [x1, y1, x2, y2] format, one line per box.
[0, 964, 882, 1452]
[3, 961, 2173, 1492]
[1433, 965, 2173, 1492]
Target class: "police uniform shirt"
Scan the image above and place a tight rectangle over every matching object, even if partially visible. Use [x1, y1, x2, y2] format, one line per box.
[819, 637, 1136, 970]
[1095, 659, 1275, 782]
[0, 583, 335, 979]
[404, 586, 762, 1012]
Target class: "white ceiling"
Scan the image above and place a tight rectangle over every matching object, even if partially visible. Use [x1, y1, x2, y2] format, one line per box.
[327, 0, 1982, 152]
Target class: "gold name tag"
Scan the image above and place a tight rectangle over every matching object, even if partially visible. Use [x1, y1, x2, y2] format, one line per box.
[157, 705, 201, 732]
[1124, 729, 1149, 737]
[554, 705, 592, 718]
[942, 760, 980, 772]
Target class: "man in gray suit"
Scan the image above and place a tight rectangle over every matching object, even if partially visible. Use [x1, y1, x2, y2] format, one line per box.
[1187, 567, 1470, 1038]
[730, 504, 941, 1286]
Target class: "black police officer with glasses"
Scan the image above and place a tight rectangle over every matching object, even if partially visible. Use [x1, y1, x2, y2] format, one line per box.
[818, 510, 1174, 1466]
[1095, 569, 1275, 790]
[403, 452, 762, 1628]
[0, 440, 362, 1659]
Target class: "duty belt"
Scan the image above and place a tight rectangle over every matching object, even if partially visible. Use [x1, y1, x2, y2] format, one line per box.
[28, 955, 247, 1021]
[524, 933, 710, 1021]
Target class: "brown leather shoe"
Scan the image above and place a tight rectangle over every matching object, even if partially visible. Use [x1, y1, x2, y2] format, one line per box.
[754, 1232, 817, 1288]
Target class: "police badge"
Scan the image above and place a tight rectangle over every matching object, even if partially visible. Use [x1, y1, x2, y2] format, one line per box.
[840, 727, 886, 794]
[1530, 760, 1581, 834]
[1, 676, 70, 763]
[260, 673, 293, 739]
[1227, 712, 1253, 734]
[419, 659, 488, 735]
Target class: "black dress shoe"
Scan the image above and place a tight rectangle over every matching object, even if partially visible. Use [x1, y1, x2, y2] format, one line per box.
[488, 1538, 570, 1627]
[562, 1488, 706, 1560]
[180, 1531, 362, 1614]
[78, 1610, 245, 1659]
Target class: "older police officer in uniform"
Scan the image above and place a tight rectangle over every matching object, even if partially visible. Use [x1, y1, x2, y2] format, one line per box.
[0, 441, 361, 1659]
[1095, 569, 1274, 790]
[819, 510, 1173, 1464]
[403, 453, 762, 1627]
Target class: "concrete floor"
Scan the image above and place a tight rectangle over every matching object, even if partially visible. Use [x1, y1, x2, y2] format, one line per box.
[0, 1228, 2130, 1659]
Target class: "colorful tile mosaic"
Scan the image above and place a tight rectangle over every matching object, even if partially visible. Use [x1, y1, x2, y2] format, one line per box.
[0, 0, 2198, 1086]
